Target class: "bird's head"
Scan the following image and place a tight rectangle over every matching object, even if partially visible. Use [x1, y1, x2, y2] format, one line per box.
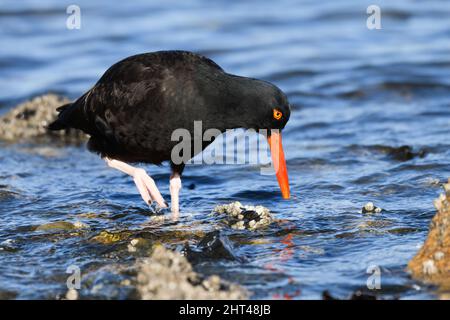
[233, 78, 292, 199]
[256, 83, 291, 132]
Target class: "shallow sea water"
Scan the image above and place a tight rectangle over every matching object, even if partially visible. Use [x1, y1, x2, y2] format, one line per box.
[0, 0, 449, 299]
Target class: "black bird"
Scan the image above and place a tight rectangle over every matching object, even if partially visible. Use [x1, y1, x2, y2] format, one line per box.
[49, 50, 291, 214]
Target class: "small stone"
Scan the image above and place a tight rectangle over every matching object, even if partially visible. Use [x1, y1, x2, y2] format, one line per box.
[237, 214, 244, 220]
[248, 220, 256, 228]
[65, 289, 78, 300]
[130, 239, 139, 246]
[362, 202, 382, 214]
[0, 239, 19, 252]
[365, 202, 374, 211]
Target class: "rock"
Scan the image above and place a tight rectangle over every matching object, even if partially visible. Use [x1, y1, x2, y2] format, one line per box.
[408, 179, 450, 291]
[213, 202, 273, 230]
[0, 239, 19, 253]
[362, 202, 382, 214]
[0, 289, 18, 300]
[0, 94, 86, 142]
[136, 245, 248, 299]
[371, 145, 427, 162]
[127, 238, 152, 253]
[184, 230, 240, 264]
[35, 221, 87, 232]
[73, 221, 89, 229]
[91, 230, 131, 244]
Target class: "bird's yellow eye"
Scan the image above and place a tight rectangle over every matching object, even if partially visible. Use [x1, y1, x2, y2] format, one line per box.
[273, 108, 283, 120]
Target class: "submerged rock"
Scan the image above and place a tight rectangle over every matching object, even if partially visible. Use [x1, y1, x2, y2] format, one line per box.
[136, 245, 247, 299]
[91, 230, 131, 244]
[371, 145, 427, 161]
[408, 179, 450, 292]
[0, 94, 85, 142]
[35, 221, 88, 232]
[214, 202, 273, 230]
[184, 230, 240, 264]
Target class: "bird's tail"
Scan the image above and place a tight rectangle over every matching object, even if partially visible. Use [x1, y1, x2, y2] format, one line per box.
[47, 103, 72, 131]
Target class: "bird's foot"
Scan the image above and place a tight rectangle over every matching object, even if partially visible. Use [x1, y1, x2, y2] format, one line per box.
[148, 201, 171, 215]
[132, 168, 168, 209]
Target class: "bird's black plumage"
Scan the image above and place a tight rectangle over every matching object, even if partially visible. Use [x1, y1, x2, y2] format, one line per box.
[49, 50, 290, 175]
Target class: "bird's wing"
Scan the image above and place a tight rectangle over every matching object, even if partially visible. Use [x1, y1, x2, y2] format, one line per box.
[63, 51, 225, 140]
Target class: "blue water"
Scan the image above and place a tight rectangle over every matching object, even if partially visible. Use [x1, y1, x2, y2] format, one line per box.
[0, 0, 449, 299]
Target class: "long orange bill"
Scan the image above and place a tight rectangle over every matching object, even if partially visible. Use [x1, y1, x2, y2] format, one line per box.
[267, 131, 290, 199]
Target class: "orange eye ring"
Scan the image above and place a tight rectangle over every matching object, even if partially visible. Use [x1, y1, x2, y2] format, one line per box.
[273, 109, 283, 120]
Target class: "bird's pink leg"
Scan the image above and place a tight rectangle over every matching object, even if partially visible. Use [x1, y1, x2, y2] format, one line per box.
[105, 158, 168, 208]
[169, 172, 182, 215]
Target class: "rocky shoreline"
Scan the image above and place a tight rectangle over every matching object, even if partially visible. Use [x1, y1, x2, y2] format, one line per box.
[408, 179, 450, 294]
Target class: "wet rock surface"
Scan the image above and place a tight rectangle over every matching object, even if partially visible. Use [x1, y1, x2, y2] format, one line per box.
[91, 230, 131, 244]
[184, 230, 241, 264]
[136, 245, 248, 299]
[408, 179, 450, 291]
[214, 202, 273, 230]
[0, 94, 85, 142]
[35, 221, 88, 232]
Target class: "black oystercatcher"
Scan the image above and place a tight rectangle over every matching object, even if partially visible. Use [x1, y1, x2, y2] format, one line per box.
[49, 51, 290, 213]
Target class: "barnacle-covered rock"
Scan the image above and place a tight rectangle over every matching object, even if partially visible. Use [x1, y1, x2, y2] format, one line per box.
[0, 94, 85, 142]
[213, 201, 273, 230]
[408, 179, 450, 292]
[361, 202, 382, 214]
[136, 245, 247, 299]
